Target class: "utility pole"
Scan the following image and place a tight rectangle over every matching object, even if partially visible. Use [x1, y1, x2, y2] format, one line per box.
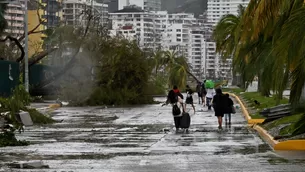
[24, 0, 29, 92]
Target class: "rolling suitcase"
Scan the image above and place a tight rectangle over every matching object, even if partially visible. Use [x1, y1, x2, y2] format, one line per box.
[180, 112, 191, 129]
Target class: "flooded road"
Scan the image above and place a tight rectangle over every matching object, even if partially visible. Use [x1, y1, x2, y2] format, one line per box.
[0, 97, 304, 171]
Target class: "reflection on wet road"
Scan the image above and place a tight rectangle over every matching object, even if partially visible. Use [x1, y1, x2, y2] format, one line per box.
[0, 97, 304, 171]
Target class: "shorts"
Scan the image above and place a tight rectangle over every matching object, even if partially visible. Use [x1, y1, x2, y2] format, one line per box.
[186, 97, 193, 104]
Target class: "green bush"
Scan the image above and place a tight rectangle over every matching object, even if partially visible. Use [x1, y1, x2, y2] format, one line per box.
[0, 85, 54, 125]
[0, 131, 29, 147]
[86, 39, 154, 106]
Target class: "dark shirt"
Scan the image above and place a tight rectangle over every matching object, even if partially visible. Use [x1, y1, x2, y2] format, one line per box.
[212, 94, 229, 112]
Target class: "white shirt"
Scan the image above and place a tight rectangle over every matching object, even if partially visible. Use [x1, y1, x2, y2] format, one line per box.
[206, 88, 216, 98]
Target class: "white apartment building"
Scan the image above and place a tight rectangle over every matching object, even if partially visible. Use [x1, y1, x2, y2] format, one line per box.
[205, 0, 250, 80]
[207, 0, 249, 24]
[109, 6, 165, 51]
[162, 13, 207, 80]
[4, 0, 25, 37]
[62, 0, 108, 27]
[118, 0, 161, 11]
[110, 8, 207, 79]
[190, 28, 206, 80]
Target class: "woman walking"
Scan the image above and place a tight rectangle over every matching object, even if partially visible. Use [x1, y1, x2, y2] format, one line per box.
[212, 88, 227, 130]
[185, 85, 195, 114]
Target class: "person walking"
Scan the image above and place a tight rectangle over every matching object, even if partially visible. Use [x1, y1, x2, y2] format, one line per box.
[224, 94, 234, 124]
[185, 85, 195, 114]
[201, 80, 207, 106]
[206, 88, 215, 110]
[212, 88, 228, 130]
[166, 85, 185, 133]
[196, 82, 203, 104]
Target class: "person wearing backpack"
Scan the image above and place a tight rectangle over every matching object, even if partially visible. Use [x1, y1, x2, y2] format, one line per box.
[166, 85, 185, 132]
[185, 85, 195, 114]
[224, 94, 234, 125]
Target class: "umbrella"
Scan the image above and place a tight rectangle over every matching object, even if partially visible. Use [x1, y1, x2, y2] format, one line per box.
[205, 80, 215, 89]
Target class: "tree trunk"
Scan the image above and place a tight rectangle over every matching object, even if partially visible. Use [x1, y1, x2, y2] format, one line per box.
[186, 70, 200, 83]
[29, 48, 58, 67]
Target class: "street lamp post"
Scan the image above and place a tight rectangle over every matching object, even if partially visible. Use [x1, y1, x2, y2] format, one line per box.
[24, 0, 29, 92]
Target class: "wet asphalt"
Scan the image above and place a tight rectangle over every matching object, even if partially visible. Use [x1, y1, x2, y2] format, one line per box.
[0, 96, 304, 172]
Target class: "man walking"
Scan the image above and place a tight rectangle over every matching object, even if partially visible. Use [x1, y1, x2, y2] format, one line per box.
[206, 87, 215, 110]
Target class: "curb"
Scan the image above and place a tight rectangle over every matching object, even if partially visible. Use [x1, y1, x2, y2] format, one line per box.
[225, 92, 265, 124]
[229, 92, 305, 151]
[274, 140, 305, 151]
[253, 125, 278, 147]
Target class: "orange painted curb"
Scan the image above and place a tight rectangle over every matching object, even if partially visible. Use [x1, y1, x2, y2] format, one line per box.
[248, 119, 265, 124]
[48, 104, 61, 110]
[253, 125, 278, 147]
[225, 92, 265, 124]
[228, 92, 305, 151]
[274, 140, 305, 151]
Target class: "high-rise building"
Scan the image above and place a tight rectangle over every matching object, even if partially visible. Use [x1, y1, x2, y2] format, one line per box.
[109, 6, 163, 51]
[118, 0, 161, 11]
[207, 0, 249, 24]
[41, 0, 62, 29]
[109, 8, 207, 79]
[4, 0, 25, 37]
[62, 0, 108, 27]
[204, 0, 250, 80]
[40, 0, 62, 64]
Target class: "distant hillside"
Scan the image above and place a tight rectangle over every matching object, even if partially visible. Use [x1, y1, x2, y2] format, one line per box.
[161, 0, 207, 16]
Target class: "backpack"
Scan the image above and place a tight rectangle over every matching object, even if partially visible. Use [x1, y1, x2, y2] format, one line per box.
[172, 104, 181, 116]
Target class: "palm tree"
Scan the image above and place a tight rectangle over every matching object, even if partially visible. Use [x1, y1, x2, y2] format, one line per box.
[213, 0, 305, 137]
[214, 0, 305, 104]
[213, 5, 245, 87]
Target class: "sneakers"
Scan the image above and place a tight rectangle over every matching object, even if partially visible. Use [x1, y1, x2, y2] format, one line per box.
[218, 126, 223, 130]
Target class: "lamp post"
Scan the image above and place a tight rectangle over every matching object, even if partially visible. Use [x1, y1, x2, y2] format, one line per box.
[24, 0, 29, 92]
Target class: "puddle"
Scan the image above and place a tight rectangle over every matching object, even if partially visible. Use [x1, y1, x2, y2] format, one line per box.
[234, 144, 271, 155]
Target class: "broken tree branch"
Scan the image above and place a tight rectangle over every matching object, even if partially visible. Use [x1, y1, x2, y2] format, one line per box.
[17, 9, 46, 43]
[35, 9, 95, 89]
[29, 47, 58, 67]
[0, 35, 25, 63]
